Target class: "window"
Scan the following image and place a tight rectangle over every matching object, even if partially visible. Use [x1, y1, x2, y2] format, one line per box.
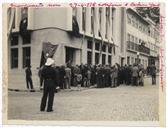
[127, 14, 131, 24]
[23, 47, 31, 68]
[11, 48, 18, 68]
[87, 51, 92, 64]
[142, 25, 145, 32]
[135, 37, 137, 44]
[127, 41, 130, 49]
[135, 44, 138, 51]
[131, 57, 134, 64]
[131, 16, 135, 26]
[127, 56, 130, 65]
[11, 34, 18, 46]
[127, 33, 130, 41]
[131, 42, 135, 50]
[148, 27, 151, 36]
[135, 58, 138, 63]
[142, 59, 144, 65]
[108, 55, 111, 64]
[135, 19, 138, 28]
[139, 39, 142, 44]
[95, 42, 100, 51]
[145, 60, 147, 67]
[22, 33, 31, 44]
[148, 42, 150, 48]
[95, 53, 99, 64]
[102, 54, 106, 65]
[139, 23, 142, 31]
[154, 44, 156, 51]
[102, 45, 106, 52]
[131, 35, 134, 42]
[87, 40, 93, 49]
[108, 44, 112, 53]
[82, 7, 86, 31]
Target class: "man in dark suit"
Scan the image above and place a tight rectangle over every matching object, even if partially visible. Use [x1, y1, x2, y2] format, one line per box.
[25, 65, 34, 91]
[59, 65, 65, 89]
[40, 58, 56, 112]
[150, 64, 156, 85]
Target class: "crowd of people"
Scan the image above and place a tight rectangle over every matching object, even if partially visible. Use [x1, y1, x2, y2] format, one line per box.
[25, 58, 157, 112]
[37, 62, 157, 90]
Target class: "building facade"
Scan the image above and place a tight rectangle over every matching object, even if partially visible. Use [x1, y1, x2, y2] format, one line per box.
[125, 8, 159, 69]
[7, 7, 159, 89]
[8, 7, 125, 89]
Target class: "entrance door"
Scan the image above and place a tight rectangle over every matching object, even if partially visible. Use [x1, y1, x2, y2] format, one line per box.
[121, 57, 124, 66]
[66, 47, 75, 65]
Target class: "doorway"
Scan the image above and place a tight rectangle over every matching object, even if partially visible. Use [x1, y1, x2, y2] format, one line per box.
[121, 57, 124, 67]
[65, 47, 75, 65]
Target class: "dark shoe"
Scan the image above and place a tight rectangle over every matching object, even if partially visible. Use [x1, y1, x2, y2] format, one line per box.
[47, 109, 53, 112]
[40, 109, 45, 112]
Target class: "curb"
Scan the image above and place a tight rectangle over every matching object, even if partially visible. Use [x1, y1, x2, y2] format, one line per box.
[8, 87, 95, 93]
[8, 88, 39, 92]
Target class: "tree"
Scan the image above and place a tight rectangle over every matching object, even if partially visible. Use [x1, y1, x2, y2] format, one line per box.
[136, 7, 160, 24]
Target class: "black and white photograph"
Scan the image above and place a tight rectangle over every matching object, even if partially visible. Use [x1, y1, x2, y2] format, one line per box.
[2, 2, 166, 127]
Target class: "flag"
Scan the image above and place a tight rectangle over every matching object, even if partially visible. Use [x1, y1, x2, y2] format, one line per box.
[99, 31, 103, 64]
[40, 42, 58, 67]
[40, 51, 45, 67]
[19, 17, 28, 37]
[72, 16, 80, 37]
[42, 42, 58, 58]
[98, 8, 103, 64]
[8, 8, 15, 39]
[106, 7, 110, 38]
[107, 7, 110, 26]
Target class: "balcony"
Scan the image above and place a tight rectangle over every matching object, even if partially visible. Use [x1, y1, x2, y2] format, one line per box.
[127, 41, 150, 55]
[138, 44, 150, 55]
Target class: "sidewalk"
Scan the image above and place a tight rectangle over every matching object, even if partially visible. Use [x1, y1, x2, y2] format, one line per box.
[8, 75, 157, 92]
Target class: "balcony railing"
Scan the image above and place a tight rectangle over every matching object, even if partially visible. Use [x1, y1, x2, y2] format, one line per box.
[138, 44, 150, 54]
[127, 41, 150, 55]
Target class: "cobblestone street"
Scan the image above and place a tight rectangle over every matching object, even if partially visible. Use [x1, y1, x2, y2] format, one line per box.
[8, 77, 159, 121]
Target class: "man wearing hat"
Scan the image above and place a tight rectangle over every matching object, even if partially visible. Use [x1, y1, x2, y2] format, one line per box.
[40, 58, 57, 112]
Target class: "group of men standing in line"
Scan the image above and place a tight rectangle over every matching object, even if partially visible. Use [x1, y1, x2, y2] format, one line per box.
[36, 62, 157, 90]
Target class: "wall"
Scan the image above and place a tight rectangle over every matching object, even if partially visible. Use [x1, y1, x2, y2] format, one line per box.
[33, 8, 72, 31]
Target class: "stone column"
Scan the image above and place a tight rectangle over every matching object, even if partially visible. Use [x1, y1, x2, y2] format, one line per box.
[94, 7, 99, 37]
[86, 7, 91, 34]
[27, 8, 34, 30]
[76, 8, 82, 33]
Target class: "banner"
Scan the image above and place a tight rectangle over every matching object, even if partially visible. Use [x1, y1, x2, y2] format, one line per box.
[72, 16, 80, 37]
[42, 42, 58, 58]
[8, 8, 15, 38]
